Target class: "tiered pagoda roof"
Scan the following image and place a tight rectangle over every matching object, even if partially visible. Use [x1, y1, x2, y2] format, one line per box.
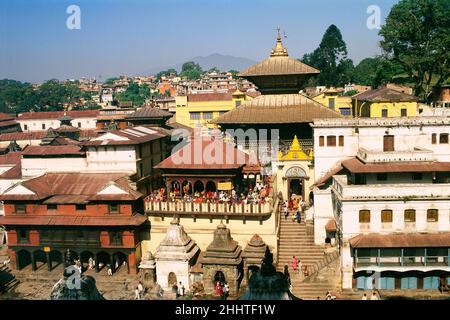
[199, 222, 242, 266]
[154, 217, 200, 261]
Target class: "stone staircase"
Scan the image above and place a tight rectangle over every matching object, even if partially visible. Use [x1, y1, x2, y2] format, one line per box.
[276, 211, 340, 299]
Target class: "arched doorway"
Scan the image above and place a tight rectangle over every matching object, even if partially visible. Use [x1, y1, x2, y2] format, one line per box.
[194, 180, 204, 194]
[285, 166, 307, 200]
[214, 270, 226, 284]
[49, 250, 63, 271]
[96, 251, 110, 272]
[181, 181, 192, 196]
[33, 250, 47, 270]
[113, 252, 128, 273]
[206, 181, 216, 193]
[80, 251, 94, 270]
[168, 272, 177, 286]
[17, 250, 31, 270]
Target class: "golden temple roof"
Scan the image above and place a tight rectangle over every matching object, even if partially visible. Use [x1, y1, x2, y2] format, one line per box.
[238, 28, 319, 78]
[278, 135, 311, 161]
[210, 93, 342, 124]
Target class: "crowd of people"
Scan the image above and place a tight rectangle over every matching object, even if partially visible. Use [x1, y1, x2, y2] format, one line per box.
[283, 195, 308, 223]
[145, 181, 271, 206]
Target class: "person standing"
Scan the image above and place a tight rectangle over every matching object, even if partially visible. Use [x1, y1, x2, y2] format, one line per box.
[296, 210, 301, 223]
[370, 291, 379, 300]
[107, 264, 113, 276]
[361, 293, 367, 300]
[138, 281, 144, 296]
[292, 256, 298, 272]
[134, 286, 140, 300]
[223, 283, 229, 299]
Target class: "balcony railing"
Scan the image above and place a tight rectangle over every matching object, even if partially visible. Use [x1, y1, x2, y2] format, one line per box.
[354, 256, 449, 268]
[144, 200, 273, 219]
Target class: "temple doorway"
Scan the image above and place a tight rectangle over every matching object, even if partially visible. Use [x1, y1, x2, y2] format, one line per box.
[168, 272, 177, 286]
[289, 179, 302, 198]
[214, 271, 226, 284]
[285, 166, 307, 201]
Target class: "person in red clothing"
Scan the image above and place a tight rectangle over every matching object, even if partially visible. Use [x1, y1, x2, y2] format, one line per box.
[292, 255, 298, 272]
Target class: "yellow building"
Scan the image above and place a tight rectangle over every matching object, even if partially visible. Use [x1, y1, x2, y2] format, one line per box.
[175, 90, 256, 128]
[352, 86, 419, 118]
[312, 88, 353, 116]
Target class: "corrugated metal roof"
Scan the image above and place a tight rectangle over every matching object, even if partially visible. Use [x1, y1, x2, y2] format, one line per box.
[22, 145, 84, 156]
[353, 87, 418, 102]
[239, 56, 319, 77]
[126, 107, 173, 119]
[187, 92, 233, 102]
[17, 110, 99, 120]
[349, 233, 450, 248]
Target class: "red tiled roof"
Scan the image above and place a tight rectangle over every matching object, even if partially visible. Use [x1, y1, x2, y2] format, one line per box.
[0, 130, 98, 142]
[155, 138, 254, 170]
[0, 214, 147, 227]
[0, 113, 15, 120]
[0, 120, 19, 128]
[0, 152, 22, 179]
[349, 233, 450, 248]
[0, 172, 142, 201]
[17, 110, 99, 120]
[187, 92, 233, 102]
[22, 145, 85, 156]
[342, 157, 450, 173]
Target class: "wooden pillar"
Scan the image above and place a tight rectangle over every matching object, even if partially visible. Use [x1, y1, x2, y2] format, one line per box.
[95, 253, 100, 273]
[46, 252, 52, 272]
[110, 254, 114, 273]
[31, 252, 37, 271]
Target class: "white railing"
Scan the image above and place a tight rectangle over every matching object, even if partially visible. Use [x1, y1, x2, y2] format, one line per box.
[357, 147, 434, 163]
[144, 200, 272, 215]
[333, 175, 450, 200]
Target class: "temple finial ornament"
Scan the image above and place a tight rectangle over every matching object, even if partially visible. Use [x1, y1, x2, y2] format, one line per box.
[271, 26, 288, 57]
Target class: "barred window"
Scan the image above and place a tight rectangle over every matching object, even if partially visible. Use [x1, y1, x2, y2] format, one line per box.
[404, 209, 416, 222]
[427, 209, 438, 222]
[381, 210, 393, 223]
[359, 210, 370, 223]
[327, 136, 336, 147]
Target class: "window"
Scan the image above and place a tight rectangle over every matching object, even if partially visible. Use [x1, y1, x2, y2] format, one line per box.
[381, 109, 388, 118]
[359, 210, 370, 223]
[235, 100, 241, 107]
[15, 204, 26, 214]
[381, 210, 393, 223]
[404, 209, 416, 222]
[338, 135, 344, 147]
[17, 230, 29, 243]
[432, 133, 437, 144]
[319, 136, 325, 147]
[401, 109, 407, 117]
[42, 123, 46, 130]
[77, 122, 81, 128]
[47, 204, 57, 211]
[190, 112, 201, 120]
[376, 173, 387, 181]
[109, 204, 119, 213]
[340, 108, 351, 116]
[109, 232, 123, 245]
[76, 204, 86, 211]
[328, 98, 335, 109]
[383, 135, 395, 152]
[412, 172, 422, 180]
[202, 112, 213, 120]
[427, 209, 438, 222]
[327, 136, 336, 147]
[24, 124, 28, 131]
[439, 133, 449, 144]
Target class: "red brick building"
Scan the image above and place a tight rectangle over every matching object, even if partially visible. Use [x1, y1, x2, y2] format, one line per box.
[0, 172, 148, 274]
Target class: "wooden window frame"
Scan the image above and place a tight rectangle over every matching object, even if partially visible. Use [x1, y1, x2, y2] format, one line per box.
[427, 209, 438, 222]
[359, 210, 370, 223]
[108, 203, 120, 214]
[327, 136, 336, 147]
[381, 210, 393, 223]
[109, 232, 123, 246]
[46, 204, 57, 211]
[439, 133, 449, 144]
[338, 135, 344, 147]
[404, 209, 416, 222]
[17, 229, 29, 243]
[15, 204, 26, 214]
[76, 204, 86, 211]
[432, 133, 437, 144]
[400, 109, 407, 117]
[319, 136, 325, 147]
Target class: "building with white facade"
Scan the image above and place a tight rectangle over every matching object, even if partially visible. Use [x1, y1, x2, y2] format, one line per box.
[17, 110, 99, 132]
[311, 117, 450, 291]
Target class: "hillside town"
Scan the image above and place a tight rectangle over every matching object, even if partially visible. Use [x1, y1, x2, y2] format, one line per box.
[0, 1, 450, 302]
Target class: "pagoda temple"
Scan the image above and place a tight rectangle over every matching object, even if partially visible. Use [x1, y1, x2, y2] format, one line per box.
[154, 217, 200, 290]
[199, 222, 243, 296]
[211, 29, 341, 146]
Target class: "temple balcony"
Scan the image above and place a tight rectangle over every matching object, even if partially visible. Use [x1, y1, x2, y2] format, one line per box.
[357, 147, 434, 163]
[144, 200, 273, 221]
[332, 175, 450, 200]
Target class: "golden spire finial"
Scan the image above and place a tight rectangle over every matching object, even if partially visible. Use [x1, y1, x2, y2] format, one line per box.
[271, 26, 288, 57]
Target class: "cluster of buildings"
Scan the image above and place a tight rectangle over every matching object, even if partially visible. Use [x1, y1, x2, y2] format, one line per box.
[0, 30, 449, 298]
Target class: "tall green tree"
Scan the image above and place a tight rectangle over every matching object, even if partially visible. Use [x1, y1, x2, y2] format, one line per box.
[155, 68, 177, 81]
[301, 24, 354, 87]
[379, 0, 450, 100]
[180, 61, 203, 80]
[115, 81, 150, 106]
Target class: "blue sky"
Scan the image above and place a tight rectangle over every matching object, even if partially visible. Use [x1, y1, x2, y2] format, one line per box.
[0, 0, 399, 83]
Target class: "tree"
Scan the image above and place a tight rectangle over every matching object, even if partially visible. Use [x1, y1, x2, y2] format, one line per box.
[180, 61, 203, 80]
[114, 81, 150, 106]
[379, 0, 450, 100]
[156, 68, 177, 81]
[301, 24, 354, 87]
[103, 77, 118, 85]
